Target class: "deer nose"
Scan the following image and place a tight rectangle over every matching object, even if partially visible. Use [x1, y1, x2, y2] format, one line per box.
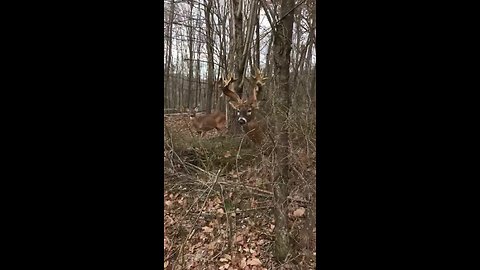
[238, 117, 247, 125]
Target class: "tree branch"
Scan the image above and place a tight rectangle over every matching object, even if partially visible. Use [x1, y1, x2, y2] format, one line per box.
[275, 0, 308, 26]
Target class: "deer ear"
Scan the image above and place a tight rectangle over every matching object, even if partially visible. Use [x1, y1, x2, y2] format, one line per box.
[228, 101, 240, 110]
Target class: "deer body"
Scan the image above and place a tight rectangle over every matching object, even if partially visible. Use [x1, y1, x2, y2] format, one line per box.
[189, 108, 226, 137]
[220, 68, 268, 145]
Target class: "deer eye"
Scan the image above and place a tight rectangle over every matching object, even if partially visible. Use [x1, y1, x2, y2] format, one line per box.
[236, 110, 240, 115]
[247, 109, 252, 115]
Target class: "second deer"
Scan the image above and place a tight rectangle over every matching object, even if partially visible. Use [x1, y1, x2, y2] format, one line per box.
[188, 106, 226, 137]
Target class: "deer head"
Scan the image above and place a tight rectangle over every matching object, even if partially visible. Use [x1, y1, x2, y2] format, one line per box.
[220, 68, 268, 144]
[188, 106, 200, 119]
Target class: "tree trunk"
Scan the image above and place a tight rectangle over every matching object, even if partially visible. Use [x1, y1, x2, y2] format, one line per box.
[240, 0, 258, 76]
[263, 31, 274, 115]
[196, 35, 201, 107]
[310, 63, 316, 109]
[293, 19, 314, 109]
[164, 0, 175, 110]
[255, 9, 260, 69]
[229, 0, 244, 134]
[213, 1, 227, 113]
[186, 0, 195, 109]
[205, 0, 214, 114]
[272, 0, 295, 262]
[227, 0, 236, 72]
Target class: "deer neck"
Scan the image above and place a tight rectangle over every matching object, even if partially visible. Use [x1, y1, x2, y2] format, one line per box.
[241, 118, 264, 144]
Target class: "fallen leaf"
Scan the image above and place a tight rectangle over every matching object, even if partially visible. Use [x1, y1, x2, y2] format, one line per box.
[293, 207, 306, 217]
[247, 258, 262, 266]
[202, 226, 214, 233]
[207, 241, 216, 250]
[164, 261, 169, 268]
[177, 197, 185, 205]
[165, 200, 173, 207]
[164, 239, 169, 250]
[240, 257, 247, 268]
[213, 197, 222, 204]
[224, 151, 231, 158]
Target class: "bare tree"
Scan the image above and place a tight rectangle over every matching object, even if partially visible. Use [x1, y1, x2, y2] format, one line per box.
[195, 19, 202, 107]
[164, 0, 176, 109]
[204, 0, 214, 113]
[186, 0, 195, 109]
[272, 0, 296, 262]
[229, 0, 245, 134]
[212, 1, 228, 112]
[255, 8, 260, 69]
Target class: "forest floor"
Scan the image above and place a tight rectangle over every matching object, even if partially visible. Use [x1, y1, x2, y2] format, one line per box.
[164, 113, 316, 270]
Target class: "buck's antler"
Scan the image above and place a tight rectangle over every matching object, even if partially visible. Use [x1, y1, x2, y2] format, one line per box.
[219, 73, 241, 102]
[251, 67, 267, 87]
[250, 68, 267, 105]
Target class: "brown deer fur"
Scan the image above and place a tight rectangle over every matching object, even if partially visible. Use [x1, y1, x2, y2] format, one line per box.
[189, 107, 226, 137]
[219, 68, 268, 144]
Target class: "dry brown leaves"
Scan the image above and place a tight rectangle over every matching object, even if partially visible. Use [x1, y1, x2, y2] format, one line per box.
[163, 114, 316, 269]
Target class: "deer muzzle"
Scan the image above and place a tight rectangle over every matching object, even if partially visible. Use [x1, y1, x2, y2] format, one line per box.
[237, 116, 247, 125]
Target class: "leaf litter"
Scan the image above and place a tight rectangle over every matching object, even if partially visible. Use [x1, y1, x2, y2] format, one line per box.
[164, 114, 316, 269]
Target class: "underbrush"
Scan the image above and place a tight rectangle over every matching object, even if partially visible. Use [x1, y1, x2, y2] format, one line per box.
[163, 115, 316, 269]
[165, 130, 260, 174]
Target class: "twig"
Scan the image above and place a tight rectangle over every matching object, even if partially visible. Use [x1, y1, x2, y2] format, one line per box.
[199, 169, 222, 211]
[172, 149, 191, 174]
[187, 228, 196, 240]
[235, 132, 251, 177]
[164, 125, 191, 174]
[275, 0, 309, 26]
[291, 164, 307, 184]
[211, 247, 228, 261]
[174, 169, 222, 267]
[217, 180, 310, 204]
[185, 161, 216, 177]
[174, 175, 311, 205]
[234, 206, 273, 213]
[219, 182, 233, 253]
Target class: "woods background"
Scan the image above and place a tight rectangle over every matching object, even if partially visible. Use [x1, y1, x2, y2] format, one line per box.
[164, 0, 316, 269]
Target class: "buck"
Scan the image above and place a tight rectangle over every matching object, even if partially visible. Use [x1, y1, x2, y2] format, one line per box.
[219, 68, 268, 144]
[188, 106, 226, 137]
